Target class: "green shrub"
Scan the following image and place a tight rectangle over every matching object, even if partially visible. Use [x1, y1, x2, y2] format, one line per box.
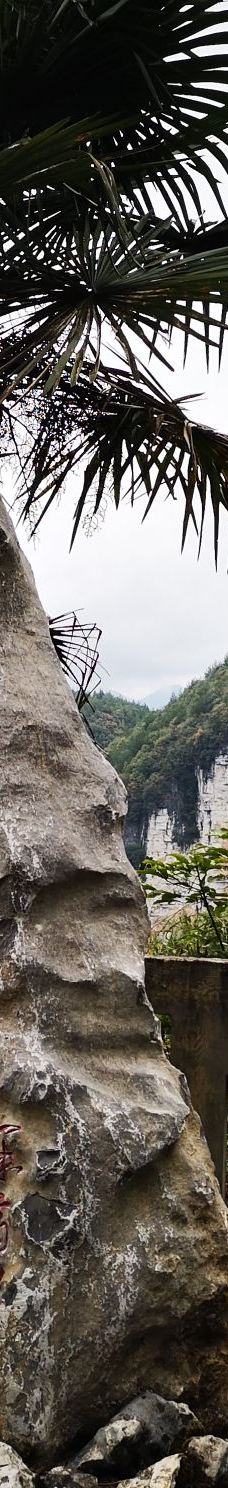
[141, 833, 228, 958]
[148, 907, 228, 959]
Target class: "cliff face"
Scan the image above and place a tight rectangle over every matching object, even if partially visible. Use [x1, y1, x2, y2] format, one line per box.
[0, 500, 227, 1466]
[125, 756, 228, 871]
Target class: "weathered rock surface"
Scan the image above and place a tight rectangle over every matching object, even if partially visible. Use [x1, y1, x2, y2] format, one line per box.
[0, 1443, 33, 1488]
[117, 1457, 181, 1488]
[0, 499, 227, 1463]
[39, 1473, 97, 1488]
[74, 1394, 199, 1473]
[178, 1437, 228, 1486]
[117, 1440, 228, 1488]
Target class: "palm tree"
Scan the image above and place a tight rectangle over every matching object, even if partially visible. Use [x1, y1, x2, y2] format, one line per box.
[1, 0, 228, 561]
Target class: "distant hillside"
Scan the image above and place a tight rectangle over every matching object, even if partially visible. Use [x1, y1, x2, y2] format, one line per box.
[86, 660, 228, 864]
[88, 661, 228, 796]
[85, 691, 149, 752]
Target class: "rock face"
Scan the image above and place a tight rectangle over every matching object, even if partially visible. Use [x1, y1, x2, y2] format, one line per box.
[178, 1434, 228, 1482]
[74, 1395, 199, 1473]
[40, 1475, 97, 1488]
[0, 1443, 33, 1488]
[3, 1436, 228, 1488]
[178, 1437, 228, 1486]
[117, 1459, 181, 1488]
[0, 499, 227, 1464]
[117, 1443, 228, 1488]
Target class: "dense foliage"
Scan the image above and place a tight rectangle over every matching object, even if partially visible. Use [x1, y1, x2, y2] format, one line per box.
[148, 908, 228, 959]
[85, 691, 149, 752]
[141, 835, 228, 955]
[1, 3, 228, 558]
[87, 660, 228, 858]
[89, 658, 228, 808]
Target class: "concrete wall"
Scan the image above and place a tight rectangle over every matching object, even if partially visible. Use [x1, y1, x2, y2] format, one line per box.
[145, 956, 228, 1196]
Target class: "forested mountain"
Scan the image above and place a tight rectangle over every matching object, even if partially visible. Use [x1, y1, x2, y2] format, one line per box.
[88, 661, 228, 792]
[86, 660, 228, 864]
[86, 692, 149, 752]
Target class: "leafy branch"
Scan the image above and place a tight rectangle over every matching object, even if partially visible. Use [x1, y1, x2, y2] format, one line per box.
[140, 836, 228, 956]
[1, 0, 228, 557]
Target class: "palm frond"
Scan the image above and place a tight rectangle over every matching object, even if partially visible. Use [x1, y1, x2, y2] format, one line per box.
[2, 365, 228, 565]
[1, 1, 228, 230]
[1, 1, 228, 564]
[49, 610, 101, 709]
[2, 0, 228, 142]
[1, 207, 228, 403]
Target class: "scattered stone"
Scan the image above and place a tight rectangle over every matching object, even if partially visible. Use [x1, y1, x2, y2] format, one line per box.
[117, 1456, 181, 1488]
[74, 1394, 199, 1474]
[0, 1444, 33, 1488]
[178, 1436, 228, 1486]
[39, 1472, 97, 1488]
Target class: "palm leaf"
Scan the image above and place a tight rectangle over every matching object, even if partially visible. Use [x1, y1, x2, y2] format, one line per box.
[49, 610, 102, 709]
[1, 210, 228, 400]
[1, 0, 228, 564]
[2, 364, 228, 564]
[1, 1, 228, 230]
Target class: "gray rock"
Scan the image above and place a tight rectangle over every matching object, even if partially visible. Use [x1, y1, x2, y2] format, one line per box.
[0, 499, 227, 1463]
[178, 1436, 228, 1486]
[39, 1473, 97, 1488]
[218, 1452, 228, 1487]
[0, 1444, 33, 1488]
[117, 1458, 181, 1488]
[74, 1394, 199, 1473]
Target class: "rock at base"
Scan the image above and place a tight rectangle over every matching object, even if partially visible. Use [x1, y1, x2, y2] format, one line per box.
[39, 1472, 98, 1488]
[74, 1394, 199, 1473]
[179, 1436, 228, 1486]
[0, 1444, 33, 1488]
[2, 1433, 228, 1488]
[117, 1456, 181, 1488]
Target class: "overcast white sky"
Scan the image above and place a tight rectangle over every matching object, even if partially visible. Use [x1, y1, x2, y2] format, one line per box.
[7, 302, 228, 705]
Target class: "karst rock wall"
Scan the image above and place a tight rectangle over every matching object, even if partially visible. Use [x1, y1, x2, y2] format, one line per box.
[0, 500, 227, 1465]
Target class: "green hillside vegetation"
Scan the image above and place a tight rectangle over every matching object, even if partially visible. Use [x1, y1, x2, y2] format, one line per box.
[89, 660, 228, 797]
[148, 907, 228, 959]
[85, 692, 149, 753]
[87, 660, 228, 853]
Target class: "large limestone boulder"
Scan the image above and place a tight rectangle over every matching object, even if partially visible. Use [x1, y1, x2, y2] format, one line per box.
[74, 1394, 199, 1473]
[0, 499, 227, 1464]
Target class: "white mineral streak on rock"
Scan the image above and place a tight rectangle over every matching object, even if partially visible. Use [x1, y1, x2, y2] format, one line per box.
[0, 498, 227, 1466]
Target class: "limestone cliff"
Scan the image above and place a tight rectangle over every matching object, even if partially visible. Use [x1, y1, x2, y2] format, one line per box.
[0, 500, 227, 1464]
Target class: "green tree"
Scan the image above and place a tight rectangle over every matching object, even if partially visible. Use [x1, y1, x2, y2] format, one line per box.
[83, 692, 149, 751]
[147, 908, 228, 959]
[1, 3, 228, 559]
[141, 834, 228, 956]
